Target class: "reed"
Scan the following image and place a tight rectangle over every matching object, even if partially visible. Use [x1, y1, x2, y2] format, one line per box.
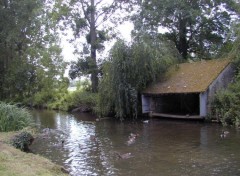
[0, 102, 32, 132]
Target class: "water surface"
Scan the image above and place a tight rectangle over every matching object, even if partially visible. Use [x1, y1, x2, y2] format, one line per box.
[30, 110, 240, 176]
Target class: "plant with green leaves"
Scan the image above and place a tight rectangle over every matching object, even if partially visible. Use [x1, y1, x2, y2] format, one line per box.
[67, 90, 97, 111]
[0, 102, 32, 132]
[11, 131, 34, 152]
[211, 79, 240, 127]
[53, 0, 129, 92]
[211, 22, 240, 127]
[51, 79, 97, 111]
[98, 35, 179, 120]
[130, 0, 239, 60]
[0, 0, 68, 104]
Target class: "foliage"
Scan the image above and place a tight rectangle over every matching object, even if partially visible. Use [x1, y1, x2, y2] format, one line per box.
[11, 131, 34, 152]
[76, 79, 91, 91]
[230, 22, 240, 65]
[0, 0, 68, 104]
[54, 0, 129, 92]
[31, 76, 69, 108]
[97, 36, 179, 120]
[23, 77, 93, 111]
[131, 0, 240, 59]
[53, 89, 98, 112]
[0, 102, 32, 132]
[68, 90, 97, 110]
[0, 0, 40, 100]
[211, 78, 240, 127]
[211, 21, 240, 127]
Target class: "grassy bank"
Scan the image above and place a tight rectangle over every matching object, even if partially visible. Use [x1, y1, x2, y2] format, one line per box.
[0, 132, 68, 176]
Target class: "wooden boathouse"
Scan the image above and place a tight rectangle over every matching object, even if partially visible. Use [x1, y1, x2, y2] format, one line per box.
[141, 59, 234, 119]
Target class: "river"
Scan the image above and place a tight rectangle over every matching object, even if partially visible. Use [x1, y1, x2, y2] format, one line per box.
[30, 110, 240, 176]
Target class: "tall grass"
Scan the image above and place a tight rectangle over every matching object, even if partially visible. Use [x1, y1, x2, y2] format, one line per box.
[0, 102, 32, 132]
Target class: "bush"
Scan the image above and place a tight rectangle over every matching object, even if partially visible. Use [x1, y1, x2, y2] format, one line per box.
[56, 90, 98, 112]
[211, 76, 240, 127]
[11, 131, 34, 151]
[0, 102, 33, 132]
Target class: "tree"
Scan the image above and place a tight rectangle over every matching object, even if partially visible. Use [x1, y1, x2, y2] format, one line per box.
[211, 3, 240, 127]
[98, 35, 179, 120]
[131, 0, 239, 60]
[0, 0, 67, 103]
[58, 0, 127, 92]
[31, 45, 68, 106]
[0, 0, 43, 100]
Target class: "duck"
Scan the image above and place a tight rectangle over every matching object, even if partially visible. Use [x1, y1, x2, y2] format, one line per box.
[116, 152, 133, 159]
[220, 130, 229, 138]
[129, 133, 139, 138]
[127, 137, 136, 145]
[53, 140, 64, 148]
[42, 128, 50, 133]
[143, 120, 149, 124]
[126, 133, 139, 145]
[90, 135, 96, 141]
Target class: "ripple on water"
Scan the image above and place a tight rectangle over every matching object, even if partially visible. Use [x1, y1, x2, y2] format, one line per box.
[30, 110, 240, 176]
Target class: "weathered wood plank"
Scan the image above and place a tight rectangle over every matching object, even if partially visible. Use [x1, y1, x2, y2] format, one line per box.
[151, 113, 203, 120]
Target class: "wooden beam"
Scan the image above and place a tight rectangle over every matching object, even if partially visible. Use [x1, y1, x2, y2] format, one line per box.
[151, 113, 204, 120]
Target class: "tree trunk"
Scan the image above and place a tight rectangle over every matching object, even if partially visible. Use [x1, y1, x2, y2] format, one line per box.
[177, 16, 188, 60]
[90, 0, 98, 92]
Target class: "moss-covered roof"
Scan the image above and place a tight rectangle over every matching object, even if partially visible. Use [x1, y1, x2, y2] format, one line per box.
[143, 59, 231, 94]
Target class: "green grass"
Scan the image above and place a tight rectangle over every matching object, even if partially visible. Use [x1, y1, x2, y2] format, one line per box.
[0, 142, 67, 176]
[0, 102, 32, 132]
[0, 130, 68, 176]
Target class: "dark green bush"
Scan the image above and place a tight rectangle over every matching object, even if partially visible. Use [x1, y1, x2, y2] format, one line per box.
[11, 131, 34, 151]
[211, 75, 240, 127]
[0, 102, 32, 132]
[56, 90, 98, 111]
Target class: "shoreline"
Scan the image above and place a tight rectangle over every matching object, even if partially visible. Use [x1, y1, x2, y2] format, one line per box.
[0, 131, 68, 176]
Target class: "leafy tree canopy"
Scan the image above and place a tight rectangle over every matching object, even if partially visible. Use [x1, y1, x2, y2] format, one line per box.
[131, 0, 240, 60]
[54, 0, 130, 92]
[0, 0, 68, 104]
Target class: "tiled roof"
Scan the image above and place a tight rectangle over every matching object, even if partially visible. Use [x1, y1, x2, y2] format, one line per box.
[143, 59, 231, 94]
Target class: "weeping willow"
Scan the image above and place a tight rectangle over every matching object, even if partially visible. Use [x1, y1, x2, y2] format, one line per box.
[98, 36, 179, 120]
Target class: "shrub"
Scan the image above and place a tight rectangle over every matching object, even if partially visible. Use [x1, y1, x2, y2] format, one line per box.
[211, 75, 240, 127]
[56, 90, 98, 111]
[0, 102, 32, 132]
[70, 90, 97, 107]
[11, 131, 34, 151]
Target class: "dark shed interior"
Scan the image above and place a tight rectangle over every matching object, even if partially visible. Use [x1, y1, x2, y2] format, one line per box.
[153, 93, 200, 115]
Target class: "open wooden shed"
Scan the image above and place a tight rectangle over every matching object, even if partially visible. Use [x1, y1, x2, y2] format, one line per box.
[141, 59, 234, 119]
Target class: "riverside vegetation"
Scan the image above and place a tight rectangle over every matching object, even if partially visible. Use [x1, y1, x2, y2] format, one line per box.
[211, 64, 240, 127]
[0, 1, 240, 125]
[1, 0, 240, 175]
[211, 25, 240, 128]
[0, 102, 32, 132]
[0, 102, 67, 176]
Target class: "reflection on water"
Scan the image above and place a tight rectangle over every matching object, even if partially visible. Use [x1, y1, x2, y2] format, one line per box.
[30, 110, 240, 176]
